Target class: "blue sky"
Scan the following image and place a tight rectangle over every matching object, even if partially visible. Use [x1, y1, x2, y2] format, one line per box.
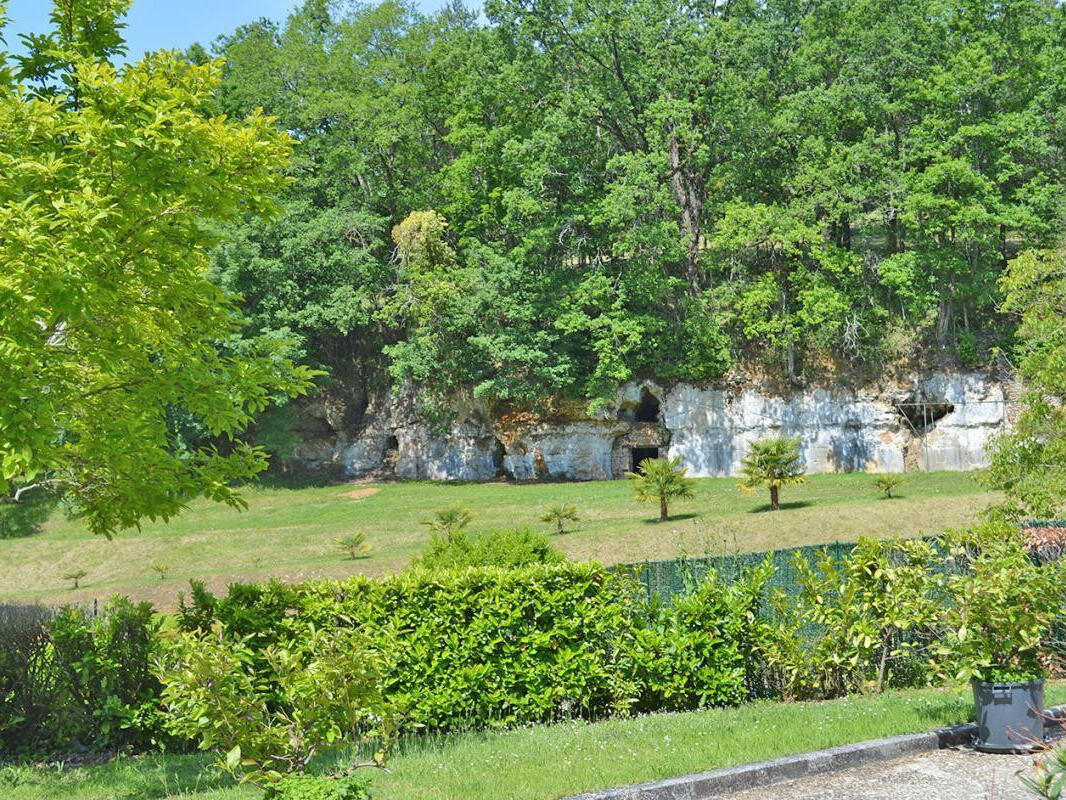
[3, 1, 450, 60]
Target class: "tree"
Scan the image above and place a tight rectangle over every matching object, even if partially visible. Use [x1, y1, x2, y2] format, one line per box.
[0, 1, 315, 536]
[626, 456, 694, 522]
[985, 246, 1066, 518]
[540, 503, 579, 535]
[422, 504, 474, 538]
[739, 437, 807, 511]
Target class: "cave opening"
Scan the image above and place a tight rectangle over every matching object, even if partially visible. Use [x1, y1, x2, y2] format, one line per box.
[895, 401, 955, 433]
[631, 446, 660, 472]
[634, 389, 661, 423]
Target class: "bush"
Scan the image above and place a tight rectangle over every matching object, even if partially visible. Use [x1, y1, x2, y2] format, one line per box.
[412, 527, 565, 570]
[158, 626, 389, 789]
[0, 597, 170, 754]
[269, 774, 371, 800]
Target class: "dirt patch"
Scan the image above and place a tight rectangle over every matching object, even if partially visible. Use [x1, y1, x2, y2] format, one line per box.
[340, 487, 380, 502]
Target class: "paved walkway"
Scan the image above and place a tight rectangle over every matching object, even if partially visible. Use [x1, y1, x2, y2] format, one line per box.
[728, 747, 1044, 800]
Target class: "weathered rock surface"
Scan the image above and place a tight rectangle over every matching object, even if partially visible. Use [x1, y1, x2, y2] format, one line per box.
[290, 371, 1013, 481]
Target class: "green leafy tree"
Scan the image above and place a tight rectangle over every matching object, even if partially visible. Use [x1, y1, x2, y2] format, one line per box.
[986, 247, 1066, 518]
[540, 503, 579, 535]
[0, 1, 315, 536]
[61, 569, 87, 590]
[626, 456, 694, 522]
[739, 437, 807, 511]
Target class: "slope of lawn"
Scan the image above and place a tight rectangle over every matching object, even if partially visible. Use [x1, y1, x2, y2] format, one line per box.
[4, 683, 1059, 800]
[0, 471, 994, 607]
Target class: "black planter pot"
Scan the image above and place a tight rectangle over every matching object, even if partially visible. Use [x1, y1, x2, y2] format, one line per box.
[971, 677, 1045, 753]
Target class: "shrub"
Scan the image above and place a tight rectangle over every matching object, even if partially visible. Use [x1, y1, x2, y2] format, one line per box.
[0, 597, 169, 754]
[176, 565, 650, 731]
[629, 560, 773, 711]
[540, 503, 580, 535]
[933, 523, 1063, 682]
[412, 527, 564, 570]
[61, 568, 87, 589]
[337, 533, 372, 560]
[758, 538, 945, 699]
[269, 773, 371, 800]
[421, 504, 474, 536]
[873, 474, 906, 498]
[158, 626, 390, 789]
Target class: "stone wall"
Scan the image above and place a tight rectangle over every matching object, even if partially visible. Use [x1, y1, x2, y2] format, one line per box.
[290, 371, 1013, 481]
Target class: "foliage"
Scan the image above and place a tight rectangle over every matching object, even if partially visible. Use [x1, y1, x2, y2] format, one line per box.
[629, 561, 772, 711]
[873, 475, 906, 499]
[412, 527, 565, 570]
[0, 597, 169, 754]
[759, 538, 946, 699]
[198, 0, 1066, 409]
[540, 504, 579, 535]
[626, 456, 695, 522]
[269, 773, 370, 800]
[337, 533, 372, 560]
[0, 0, 315, 536]
[421, 504, 474, 537]
[986, 247, 1066, 518]
[150, 562, 172, 581]
[61, 569, 87, 589]
[739, 437, 807, 511]
[933, 523, 1063, 682]
[157, 626, 390, 789]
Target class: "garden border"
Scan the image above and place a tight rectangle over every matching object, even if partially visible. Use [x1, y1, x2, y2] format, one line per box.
[568, 705, 1066, 800]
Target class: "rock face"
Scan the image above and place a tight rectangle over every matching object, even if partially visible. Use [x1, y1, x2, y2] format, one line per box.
[290, 371, 1013, 481]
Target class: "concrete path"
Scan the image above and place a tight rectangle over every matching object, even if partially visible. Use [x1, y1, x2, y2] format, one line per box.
[727, 747, 1043, 800]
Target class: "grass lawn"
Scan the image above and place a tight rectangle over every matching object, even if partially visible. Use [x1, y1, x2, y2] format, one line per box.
[4, 683, 1059, 800]
[0, 471, 994, 607]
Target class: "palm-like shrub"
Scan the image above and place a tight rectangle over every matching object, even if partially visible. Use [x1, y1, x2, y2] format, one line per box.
[61, 569, 87, 589]
[739, 436, 806, 511]
[422, 504, 474, 538]
[338, 533, 372, 560]
[626, 456, 695, 522]
[540, 503, 580, 535]
[873, 474, 906, 499]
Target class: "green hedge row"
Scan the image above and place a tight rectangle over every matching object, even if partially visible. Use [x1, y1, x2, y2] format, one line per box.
[178, 563, 765, 731]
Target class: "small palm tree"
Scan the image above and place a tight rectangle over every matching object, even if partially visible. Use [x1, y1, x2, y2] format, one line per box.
[540, 503, 580, 535]
[739, 436, 806, 511]
[422, 504, 474, 539]
[626, 456, 695, 522]
[338, 532, 372, 560]
[62, 568, 87, 589]
[874, 474, 906, 499]
[150, 561, 171, 581]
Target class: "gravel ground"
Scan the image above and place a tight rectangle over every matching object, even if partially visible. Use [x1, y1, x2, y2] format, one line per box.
[727, 747, 1046, 800]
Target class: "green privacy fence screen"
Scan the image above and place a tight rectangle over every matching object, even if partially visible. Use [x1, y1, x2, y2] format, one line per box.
[616, 538, 952, 607]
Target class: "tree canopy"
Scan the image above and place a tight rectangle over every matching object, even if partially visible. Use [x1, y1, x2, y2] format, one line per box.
[0, 0, 314, 535]
[202, 0, 1066, 414]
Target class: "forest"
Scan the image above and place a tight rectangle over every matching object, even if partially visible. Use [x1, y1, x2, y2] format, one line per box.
[200, 0, 1066, 415]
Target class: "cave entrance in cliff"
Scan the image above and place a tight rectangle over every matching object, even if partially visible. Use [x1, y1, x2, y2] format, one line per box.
[631, 446, 660, 472]
[634, 389, 661, 423]
[895, 400, 955, 434]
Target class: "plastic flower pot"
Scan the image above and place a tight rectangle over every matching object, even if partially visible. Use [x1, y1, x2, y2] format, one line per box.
[971, 677, 1045, 753]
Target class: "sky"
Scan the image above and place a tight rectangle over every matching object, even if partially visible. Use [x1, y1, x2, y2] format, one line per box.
[3, 0, 449, 60]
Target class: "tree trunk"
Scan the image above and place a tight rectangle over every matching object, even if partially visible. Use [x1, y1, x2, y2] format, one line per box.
[660, 494, 669, 522]
[770, 484, 780, 511]
[667, 129, 704, 296]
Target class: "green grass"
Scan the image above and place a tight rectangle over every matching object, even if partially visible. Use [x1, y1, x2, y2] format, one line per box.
[0, 471, 994, 607]
[4, 683, 1059, 800]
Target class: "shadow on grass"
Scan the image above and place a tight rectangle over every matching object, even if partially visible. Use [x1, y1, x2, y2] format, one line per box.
[642, 513, 699, 525]
[747, 501, 813, 513]
[0, 494, 58, 539]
